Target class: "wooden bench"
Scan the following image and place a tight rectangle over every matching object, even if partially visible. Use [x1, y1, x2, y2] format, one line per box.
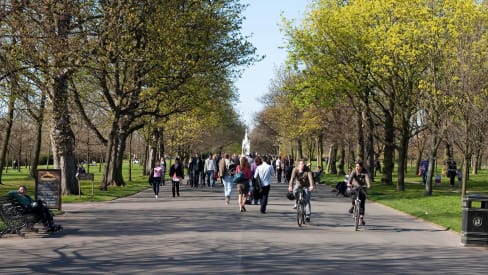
[0, 196, 42, 237]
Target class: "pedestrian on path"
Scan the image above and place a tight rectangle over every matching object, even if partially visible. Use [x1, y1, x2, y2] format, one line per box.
[254, 156, 274, 214]
[234, 156, 251, 212]
[151, 160, 164, 199]
[219, 153, 234, 205]
[169, 157, 184, 197]
[204, 153, 217, 188]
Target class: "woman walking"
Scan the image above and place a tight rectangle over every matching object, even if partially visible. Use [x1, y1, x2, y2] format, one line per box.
[151, 160, 164, 199]
[219, 153, 234, 205]
[234, 156, 251, 212]
[169, 157, 184, 197]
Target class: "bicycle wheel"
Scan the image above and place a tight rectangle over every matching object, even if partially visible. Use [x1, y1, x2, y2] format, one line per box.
[353, 204, 360, 231]
[297, 202, 304, 227]
[301, 201, 306, 225]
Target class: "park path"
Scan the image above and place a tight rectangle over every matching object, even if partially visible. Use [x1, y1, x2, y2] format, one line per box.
[1, 177, 487, 274]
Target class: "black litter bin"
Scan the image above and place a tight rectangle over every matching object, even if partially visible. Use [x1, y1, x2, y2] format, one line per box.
[462, 194, 488, 246]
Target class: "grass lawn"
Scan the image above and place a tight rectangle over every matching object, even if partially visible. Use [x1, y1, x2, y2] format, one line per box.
[0, 162, 150, 231]
[0, 162, 150, 203]
[321, 167, 488, 233]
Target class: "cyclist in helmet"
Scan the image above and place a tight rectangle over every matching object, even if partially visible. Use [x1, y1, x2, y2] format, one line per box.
[288, 159, 314, 222]
[347, 161, 372, 225]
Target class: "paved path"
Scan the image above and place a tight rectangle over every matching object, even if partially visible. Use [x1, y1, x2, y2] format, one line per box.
[1, 179, 487, 274]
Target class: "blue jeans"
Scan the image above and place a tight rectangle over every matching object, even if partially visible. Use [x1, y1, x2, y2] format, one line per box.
[223, 175, 233, 198]
[152, 178, 161, 195]
[206, 170, 215, 187]
[293, 186, 311, 217]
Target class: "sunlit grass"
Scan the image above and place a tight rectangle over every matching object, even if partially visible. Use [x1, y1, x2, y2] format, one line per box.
[0, 162, 149, 203]
[321, 167, 488, 233]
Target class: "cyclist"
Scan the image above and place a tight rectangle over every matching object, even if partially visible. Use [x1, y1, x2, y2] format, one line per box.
[288, 159, 314, 222]
[347, 161, 372, 225]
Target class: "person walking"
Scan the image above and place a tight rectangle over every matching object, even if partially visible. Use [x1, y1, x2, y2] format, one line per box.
[254, 156, 274, 214]
[275, 156, 282, 184]
[169, 157, 184, 197]
[219, 153, 234, 205]
[151, 160, 164, 199]
[234, 156, 252, 212]
[189, 153, 203, 188]
[204, 153, 217, 188]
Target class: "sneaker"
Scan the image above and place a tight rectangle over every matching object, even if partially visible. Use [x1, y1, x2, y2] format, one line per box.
[293, 204, 297, 209]
[306, 216, 310, 222]
[44, 226, 55, 233]
[155, 195, 158, 199]
[348, 206, 353, 214]
[360, 215, 366, 225]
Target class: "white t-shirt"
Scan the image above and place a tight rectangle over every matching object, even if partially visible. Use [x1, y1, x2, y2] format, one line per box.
[275, 159, 281, 169]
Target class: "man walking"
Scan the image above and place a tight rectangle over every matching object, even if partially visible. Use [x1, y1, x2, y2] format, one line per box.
[254, 156, 274, 214]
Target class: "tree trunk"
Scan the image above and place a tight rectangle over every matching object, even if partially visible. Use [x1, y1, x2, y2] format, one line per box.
[396, 127, 409, 192]
[381, 107, 395, 185]
[101, 122, 129, 189]
[50, 74, 78, 195]
[30, 90, 47, 178]
[329, 143, 338, 174]
[356, 113, 365, 162]
[461, 153, 471, 196]
[0, 92, 16, 184]
[317, 135, 323, 169]
[296, 138, 303, 160]
[365, 104, 375, 182]
[337, 145, 345, 175]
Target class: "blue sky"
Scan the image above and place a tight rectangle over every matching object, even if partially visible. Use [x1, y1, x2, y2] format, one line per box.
[235, 0, 311, 129]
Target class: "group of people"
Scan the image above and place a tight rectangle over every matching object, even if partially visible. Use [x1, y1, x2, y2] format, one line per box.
[271, 155, 294, 184]
[147, 152, 374, 226]
[419, 158, 462, 187]
[149, 157, 184, 198]
[5, 157, 373, 234]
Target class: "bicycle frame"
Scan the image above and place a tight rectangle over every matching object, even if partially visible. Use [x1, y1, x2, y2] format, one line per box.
[352, 187, 365, 231]
[296, 188, 307, 227]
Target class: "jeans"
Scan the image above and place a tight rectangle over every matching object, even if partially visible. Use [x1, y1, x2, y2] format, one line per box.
[276, 168, 282, 183]
[192, 171, 200, 187]
[152, 178, 161, 195]
[260, 185, 270, 213]
[172, 180, 180, 197]
[206, 170, 215, 187]
[223, 175, 233, 198]
[294, 185, 312, 217]
[351, 187, 367, 216]
[421, 171, 427, 185]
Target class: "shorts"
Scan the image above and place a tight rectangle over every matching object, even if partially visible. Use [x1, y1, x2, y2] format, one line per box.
[237, 182, 249, 194]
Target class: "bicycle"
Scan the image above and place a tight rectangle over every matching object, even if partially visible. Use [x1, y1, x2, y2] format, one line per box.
[350, 186, 367, 231]
[296, 187, 307, 227]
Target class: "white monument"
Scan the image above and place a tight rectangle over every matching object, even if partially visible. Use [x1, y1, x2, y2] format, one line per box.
[242, 129, 250, 156]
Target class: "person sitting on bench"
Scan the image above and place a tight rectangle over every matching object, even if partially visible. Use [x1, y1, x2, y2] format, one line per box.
[7, 185, 57, 232]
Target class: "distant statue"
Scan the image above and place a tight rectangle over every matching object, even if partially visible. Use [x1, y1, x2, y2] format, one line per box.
[242, 129, 250, 156]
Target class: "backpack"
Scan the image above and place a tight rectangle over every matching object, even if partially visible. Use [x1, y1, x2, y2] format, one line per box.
[226, 163, 237, 176]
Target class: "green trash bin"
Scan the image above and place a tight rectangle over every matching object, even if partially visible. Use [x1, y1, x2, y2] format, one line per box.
[462, 194, 488, 246]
